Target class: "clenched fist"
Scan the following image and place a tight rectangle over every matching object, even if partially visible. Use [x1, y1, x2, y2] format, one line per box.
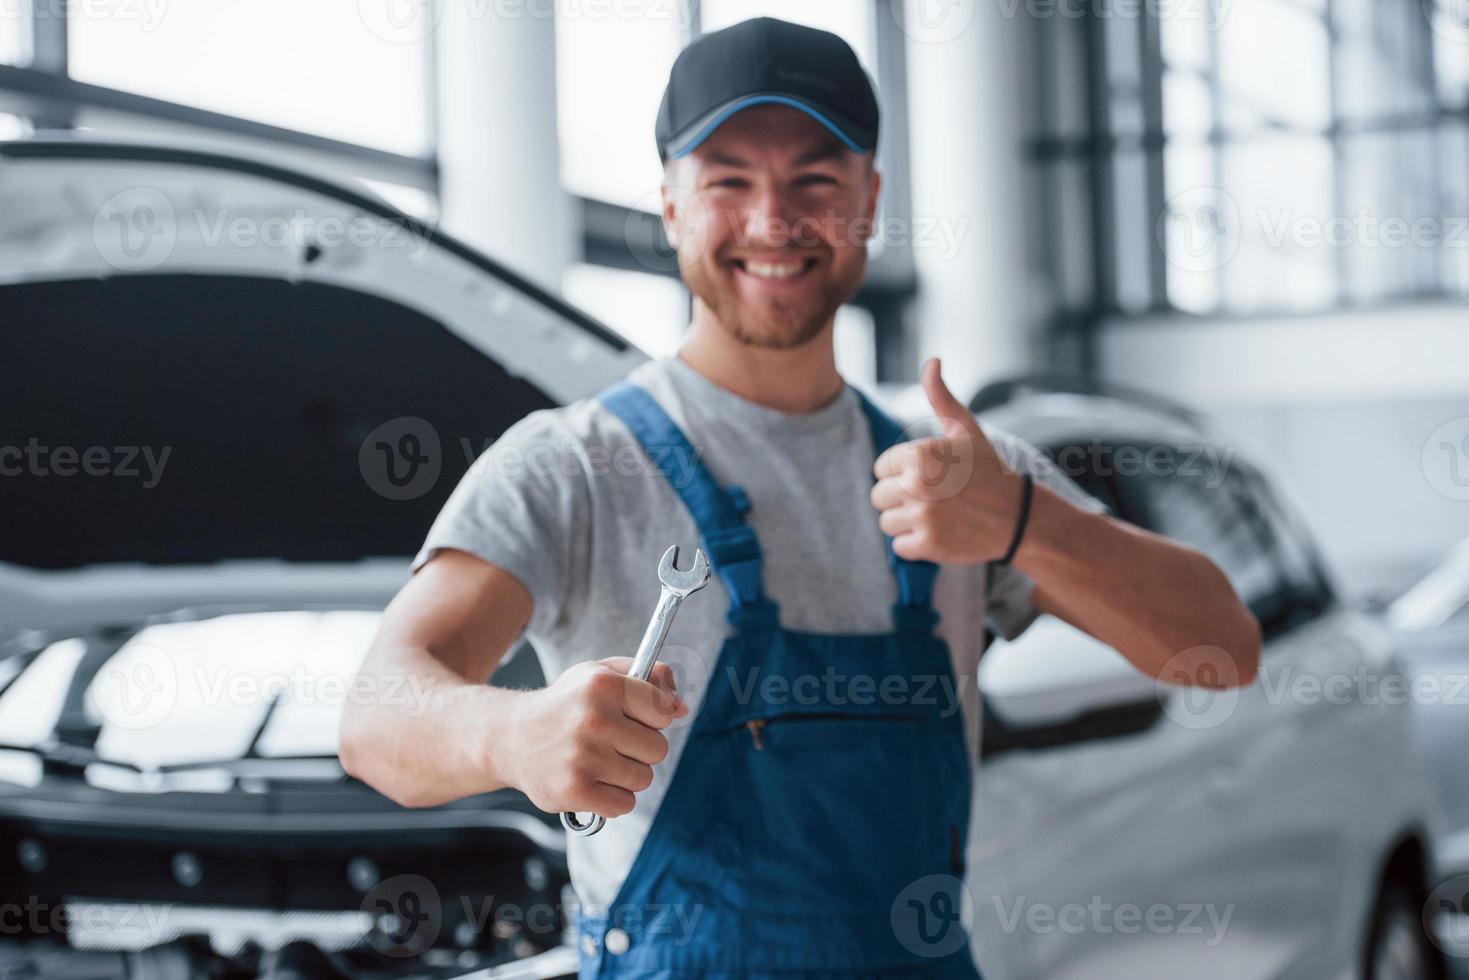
[505, 657, 688, 820]
[871, 358, 1028, 565]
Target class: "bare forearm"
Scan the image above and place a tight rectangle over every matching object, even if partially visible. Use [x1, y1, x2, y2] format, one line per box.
[1015, 485, 1262, 686]
[339, 642, 526, 808]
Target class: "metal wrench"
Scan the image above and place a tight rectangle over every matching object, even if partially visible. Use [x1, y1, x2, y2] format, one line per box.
[561, 544, 711, 837]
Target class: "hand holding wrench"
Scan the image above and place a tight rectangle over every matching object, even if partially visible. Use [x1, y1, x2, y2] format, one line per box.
[561, 544, 711, 837]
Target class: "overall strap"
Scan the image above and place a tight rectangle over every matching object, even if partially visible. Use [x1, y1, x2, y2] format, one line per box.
[854, 389, 941, 629]
[598, 381, 771, 618]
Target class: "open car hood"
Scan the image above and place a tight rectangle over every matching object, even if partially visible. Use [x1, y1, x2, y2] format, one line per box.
[0, 135, 644, 634]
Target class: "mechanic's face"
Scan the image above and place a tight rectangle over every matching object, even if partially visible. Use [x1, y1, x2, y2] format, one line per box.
[663, 104, 880, 350]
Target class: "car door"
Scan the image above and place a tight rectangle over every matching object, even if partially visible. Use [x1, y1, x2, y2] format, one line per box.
[974, 442, 1362, 980]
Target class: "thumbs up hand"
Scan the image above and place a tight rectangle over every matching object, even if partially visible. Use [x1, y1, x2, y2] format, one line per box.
[870, 358, 1028, 565]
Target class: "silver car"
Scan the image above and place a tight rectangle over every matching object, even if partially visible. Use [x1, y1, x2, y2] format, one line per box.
[963, 379, 1447, 980]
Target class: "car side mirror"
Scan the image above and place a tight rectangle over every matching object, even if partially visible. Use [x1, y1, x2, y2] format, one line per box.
[980, 616, 1163, 757]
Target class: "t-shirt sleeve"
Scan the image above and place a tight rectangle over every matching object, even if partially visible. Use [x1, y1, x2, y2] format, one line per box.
[983, 426, 1109, 642]
[410, 408, 593, 643]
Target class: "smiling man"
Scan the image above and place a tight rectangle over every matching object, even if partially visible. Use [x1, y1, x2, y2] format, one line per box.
[341, 17, 1261, 979]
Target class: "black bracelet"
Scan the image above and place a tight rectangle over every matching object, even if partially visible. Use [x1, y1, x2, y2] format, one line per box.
[996, 473, 1034, 567]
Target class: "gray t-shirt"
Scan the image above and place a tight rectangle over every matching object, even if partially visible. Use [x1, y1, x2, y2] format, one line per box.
[412, 355, 1101, 911]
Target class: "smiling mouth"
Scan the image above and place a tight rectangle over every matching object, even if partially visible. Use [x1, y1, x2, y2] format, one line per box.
[731, 257, 820, 282]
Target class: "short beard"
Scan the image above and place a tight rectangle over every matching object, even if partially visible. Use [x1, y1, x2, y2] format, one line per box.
[685, 252, 865, 350]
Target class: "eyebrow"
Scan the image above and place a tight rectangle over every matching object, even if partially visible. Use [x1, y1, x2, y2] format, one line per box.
[703, 137, 851, 169]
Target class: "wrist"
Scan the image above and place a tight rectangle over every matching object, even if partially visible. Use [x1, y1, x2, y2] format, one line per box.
[992, 472, 1034, 566]
[1008, 482, 1078, 575]
[471, 684, 530, 792]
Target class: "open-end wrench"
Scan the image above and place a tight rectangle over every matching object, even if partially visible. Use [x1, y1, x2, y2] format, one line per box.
[561, 545, 711, 838]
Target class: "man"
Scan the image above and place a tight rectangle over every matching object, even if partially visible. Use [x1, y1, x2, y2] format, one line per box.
[341, 17, 1261, 978]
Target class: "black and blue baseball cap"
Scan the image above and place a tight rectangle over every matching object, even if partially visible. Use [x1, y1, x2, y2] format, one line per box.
[655, 17, 880, 161]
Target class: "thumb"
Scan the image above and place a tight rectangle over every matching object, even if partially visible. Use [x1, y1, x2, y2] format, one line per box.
[921, 358, 980, 438]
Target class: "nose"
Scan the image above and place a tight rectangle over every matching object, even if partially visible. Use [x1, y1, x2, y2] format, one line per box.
[741, 183, 797, 248]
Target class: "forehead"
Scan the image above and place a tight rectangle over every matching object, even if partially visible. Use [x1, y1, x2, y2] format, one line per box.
[685, 103, 865, 169]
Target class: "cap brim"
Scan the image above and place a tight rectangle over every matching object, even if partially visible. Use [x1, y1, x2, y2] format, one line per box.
[665, 94, 875, 160]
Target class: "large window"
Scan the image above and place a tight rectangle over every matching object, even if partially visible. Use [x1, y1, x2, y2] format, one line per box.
[555, 2, 685, 210]
[0, 2, 434, 199]
[68, 2, 431, 156]
[0, 5, 25, 65]
[1026, 0, 1469, 324]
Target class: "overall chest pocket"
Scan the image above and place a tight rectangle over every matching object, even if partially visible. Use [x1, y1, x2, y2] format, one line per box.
[727, 709, 971, 919]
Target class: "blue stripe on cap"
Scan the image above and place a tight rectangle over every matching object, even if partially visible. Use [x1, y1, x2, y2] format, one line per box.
[671, 95, 869, 159]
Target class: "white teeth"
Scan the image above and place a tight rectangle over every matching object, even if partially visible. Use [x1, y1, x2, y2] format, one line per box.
[743, 261, 804, 280]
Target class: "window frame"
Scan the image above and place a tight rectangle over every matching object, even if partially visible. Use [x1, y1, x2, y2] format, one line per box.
[1024, 0, 1463, 361]
[0, 4, 437, 196]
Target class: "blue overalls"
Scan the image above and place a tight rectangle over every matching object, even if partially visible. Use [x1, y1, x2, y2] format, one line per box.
[578, 380, 982, 979]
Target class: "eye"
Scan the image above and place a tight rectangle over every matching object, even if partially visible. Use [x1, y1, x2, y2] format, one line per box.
[795, 174, 839, 188]
[709, 177, 750, 189]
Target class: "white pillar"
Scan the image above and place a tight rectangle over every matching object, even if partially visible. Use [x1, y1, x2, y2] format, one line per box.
[435, 5, 578, 294]
[902, 0, 1033, 397]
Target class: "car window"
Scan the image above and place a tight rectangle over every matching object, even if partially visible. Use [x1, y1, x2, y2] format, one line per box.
[0, 275, 558, 569]
[1047, 440, 1319, 639]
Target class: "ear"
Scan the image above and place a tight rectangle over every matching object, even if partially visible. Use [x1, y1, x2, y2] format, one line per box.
[862, 161, 881, 240]
[660, 165, 684, 248]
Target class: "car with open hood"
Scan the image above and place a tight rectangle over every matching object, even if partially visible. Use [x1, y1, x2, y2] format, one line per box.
[0, 133, 652, 979]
